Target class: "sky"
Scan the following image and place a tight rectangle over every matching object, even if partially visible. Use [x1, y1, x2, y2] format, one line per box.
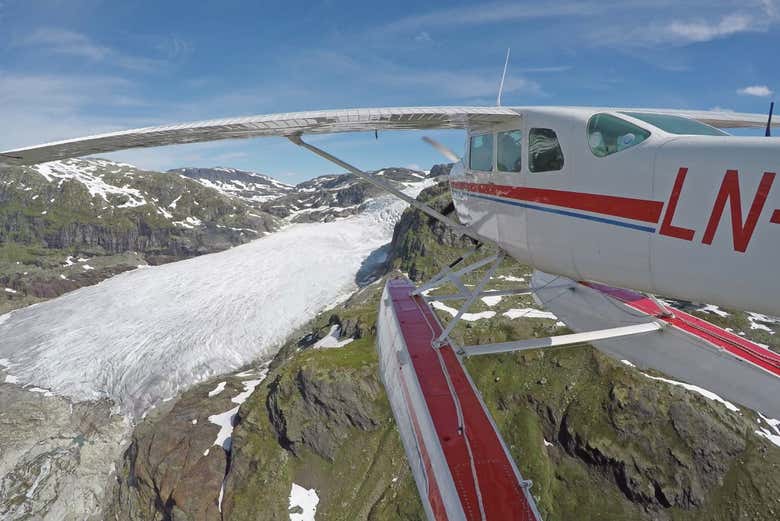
[1, 0, 779, 183]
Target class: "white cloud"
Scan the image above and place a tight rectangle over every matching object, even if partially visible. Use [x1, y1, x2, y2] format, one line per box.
[414, 31, 432, 43]
[760, 0, 778, 18]
[590, 11, 768, 47]
[21, 28, 110, 60]
[738, 85, 774, 97]
[382, 1, 597, 33]
[0, 72, 159, 151]
[16, 27, 171, 73]
[666, 13, 758, 43]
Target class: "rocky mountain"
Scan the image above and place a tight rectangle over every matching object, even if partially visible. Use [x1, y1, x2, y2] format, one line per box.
[0, 173, 434, 521]
[104, 182, 780, 521]
[263, 167, 430, 223]
[170, 167, 294, 205]
[429, 162, 454, 177]
[0, 159, 278, 313]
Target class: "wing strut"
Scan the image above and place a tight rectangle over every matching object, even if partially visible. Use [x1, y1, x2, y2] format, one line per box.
[287, 133, 489, 244]
[461, 322, 664, 356]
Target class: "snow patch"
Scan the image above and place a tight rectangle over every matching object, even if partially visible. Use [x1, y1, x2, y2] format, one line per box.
[502, 308, 557, 320]
[34, 160, 146, 207]
[4, 288, 18, 294]
[747, 312, 778, 334]
[480, 295, 503, 307]
[431, 301, 496, 321]
[27, 387, 55, 397]
[497, 275, 526, 282]
[207, 364, 271, 453]
[313, 325, 354, 349]
[620, 360, 739, 412]
[755, 412, 780, 448]
[157, 207, 173, 219]
[289, 483, 319, 521]
[230, 378, 266, 406]
[697, 304, 730, 318]
[208, 381, 226, 397]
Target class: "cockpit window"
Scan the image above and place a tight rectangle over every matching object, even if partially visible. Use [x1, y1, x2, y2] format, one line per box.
[497, 130, 522, 172]
[469, 133, 493, 171]
[529, 128, 564, 172]
[587, 113, 650, 157]
[621, 112, 727, 136]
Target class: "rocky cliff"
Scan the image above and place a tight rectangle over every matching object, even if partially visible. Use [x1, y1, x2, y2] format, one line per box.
[0, 159, 278, 313]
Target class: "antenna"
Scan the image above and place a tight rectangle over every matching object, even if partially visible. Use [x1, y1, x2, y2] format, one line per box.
[496, 48, 511, 107]
[766, 101, 774, 137]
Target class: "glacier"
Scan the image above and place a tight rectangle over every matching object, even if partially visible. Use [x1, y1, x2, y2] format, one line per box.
[0, 183, 430, 417]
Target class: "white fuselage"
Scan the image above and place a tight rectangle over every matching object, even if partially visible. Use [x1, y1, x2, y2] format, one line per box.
[450, 107, 780, 316]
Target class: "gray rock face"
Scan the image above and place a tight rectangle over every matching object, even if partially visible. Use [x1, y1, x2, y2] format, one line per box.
[0, 380, 128, 521]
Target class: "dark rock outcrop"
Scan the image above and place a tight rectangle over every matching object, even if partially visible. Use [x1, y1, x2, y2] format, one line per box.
[266, 367, 381, 460]
[429, 163, 454, 177]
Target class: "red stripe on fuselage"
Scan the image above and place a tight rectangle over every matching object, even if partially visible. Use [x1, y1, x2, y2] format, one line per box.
[450, 181, 664, 224]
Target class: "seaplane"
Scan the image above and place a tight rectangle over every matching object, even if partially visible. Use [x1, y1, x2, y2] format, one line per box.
[3, 101, 780, 521]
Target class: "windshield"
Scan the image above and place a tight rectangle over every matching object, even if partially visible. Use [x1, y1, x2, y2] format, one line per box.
[621, 112, 728, 136]
[588, 114, 650, 157]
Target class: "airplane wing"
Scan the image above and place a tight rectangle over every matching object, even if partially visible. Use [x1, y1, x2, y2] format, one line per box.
[614, 107, 778, 129]
[3, 105, 776, 167]
[530, 270, 780, 418]
[0, 106, 518, 166]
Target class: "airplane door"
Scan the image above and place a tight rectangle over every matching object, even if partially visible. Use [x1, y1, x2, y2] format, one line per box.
[461, 131, 500, 242]
[520, 118, 578, 278]
[492, 122, 532, 265]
